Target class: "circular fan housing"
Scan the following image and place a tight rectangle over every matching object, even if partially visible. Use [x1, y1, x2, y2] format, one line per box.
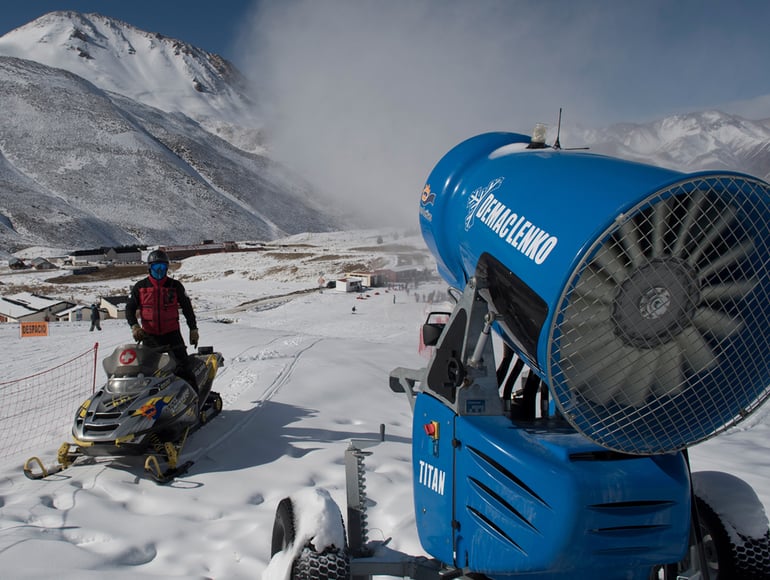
[548, 180, 770, 453]
[419, 132, 770, 454]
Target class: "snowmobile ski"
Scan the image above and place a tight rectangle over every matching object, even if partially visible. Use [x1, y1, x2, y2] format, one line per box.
[23, 442, 82, 480]
[143, 428, 191, 484]
[144, 457, 195, 484]
[23, 456, 65, 480]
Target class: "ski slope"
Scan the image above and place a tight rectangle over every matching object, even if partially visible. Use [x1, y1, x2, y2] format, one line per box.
[0, 231, 769, 579]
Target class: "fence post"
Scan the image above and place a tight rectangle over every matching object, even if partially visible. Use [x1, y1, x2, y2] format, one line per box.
[92, 342, 99, 394]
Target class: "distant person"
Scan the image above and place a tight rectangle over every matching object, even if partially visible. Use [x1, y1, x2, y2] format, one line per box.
[125, 250, 199, 389]
[89, 304, 102, 331]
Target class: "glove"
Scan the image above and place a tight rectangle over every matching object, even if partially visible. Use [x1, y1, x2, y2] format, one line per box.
[131, 324, 146, 343]
[190, 328, 199, 348]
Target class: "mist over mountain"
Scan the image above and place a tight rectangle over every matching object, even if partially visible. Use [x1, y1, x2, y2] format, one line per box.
[0, 11, 768, 254]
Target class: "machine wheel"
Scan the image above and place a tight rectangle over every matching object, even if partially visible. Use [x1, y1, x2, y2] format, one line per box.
[692, 496, 770, 579]
[655, 481, 770, 579]
[271, 497, 296, 556]
[292, 545, 351, 580]
[271, 497, 351, 580]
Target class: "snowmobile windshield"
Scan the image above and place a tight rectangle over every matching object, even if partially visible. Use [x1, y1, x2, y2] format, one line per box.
[103, 344, 172, 378]
[106, 375, 150, 396]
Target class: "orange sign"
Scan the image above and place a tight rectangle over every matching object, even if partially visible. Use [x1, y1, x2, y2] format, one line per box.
[20, 321, 49, 338]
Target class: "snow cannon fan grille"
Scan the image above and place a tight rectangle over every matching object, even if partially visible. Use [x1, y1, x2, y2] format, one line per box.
[548, 175, 770, 454]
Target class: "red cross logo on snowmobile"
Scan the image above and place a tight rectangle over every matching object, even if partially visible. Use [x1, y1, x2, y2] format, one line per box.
[119, 348, 137, 365]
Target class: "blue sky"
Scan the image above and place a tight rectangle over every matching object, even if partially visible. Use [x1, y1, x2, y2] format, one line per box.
[2, 1, 770, 126]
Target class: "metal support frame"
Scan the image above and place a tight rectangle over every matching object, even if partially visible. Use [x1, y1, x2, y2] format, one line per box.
[344, 280, 507, 579]
[344, 436, 444, 580]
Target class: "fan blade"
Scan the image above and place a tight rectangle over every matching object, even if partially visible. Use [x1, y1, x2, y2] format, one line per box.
[619, 220, 645, 268]
[700, 279, 758, 302]
[686, 207, 736, 266]
[651, 197, 673, 257]
[561, 302, 613, 332]
[651, 343, 684, 398]
[678, 327, 718, 373]
[572, 268, 618, 305]
[558, 322, 617, 360]
[672, 190, 706, 257]
[696, 239, 754, 280]
[588, 350, 639, 406]
[692, 307, 743, 339]
[566, 338, 634, 404]
[615, 348, 660, 407]
[590, 242, 628, 284]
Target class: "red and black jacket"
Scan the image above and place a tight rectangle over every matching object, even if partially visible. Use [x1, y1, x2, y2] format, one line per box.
[126, 276, 196, 335]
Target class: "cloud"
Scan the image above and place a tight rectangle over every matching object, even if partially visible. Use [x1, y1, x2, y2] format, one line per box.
[234, 0, 770, 228]
[235, 1, 568, 227]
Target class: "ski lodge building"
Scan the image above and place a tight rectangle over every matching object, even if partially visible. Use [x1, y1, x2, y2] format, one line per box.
[99, 295, 128, 320]
[0, 292, 128, 324]
[0, 292, 74, 323]
[334, 277, 364, 293]
[69, 246, 142, 264]
[55, 304, 91, 322]
[159, 240, 238, 260]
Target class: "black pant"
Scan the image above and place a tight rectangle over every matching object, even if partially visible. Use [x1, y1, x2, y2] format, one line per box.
[143, 330, 197, 392]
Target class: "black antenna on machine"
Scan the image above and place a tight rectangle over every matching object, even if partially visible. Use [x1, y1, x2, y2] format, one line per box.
[553, 107, 562, 150]
[554, 108, 590, 151]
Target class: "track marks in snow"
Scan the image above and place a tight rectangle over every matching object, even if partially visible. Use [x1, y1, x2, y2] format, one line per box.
[182, 335, 323, 463]
[218, 335, 322, 406]
[255, 336, 322, 407]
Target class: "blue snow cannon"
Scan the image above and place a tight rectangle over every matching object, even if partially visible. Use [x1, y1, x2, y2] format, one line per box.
[420, 131, 770, 454]
[400, 130, 770, 578]
[268, 130, 770, 579]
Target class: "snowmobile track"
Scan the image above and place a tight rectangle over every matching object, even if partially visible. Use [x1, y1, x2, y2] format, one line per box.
[179, 337, 324, 466]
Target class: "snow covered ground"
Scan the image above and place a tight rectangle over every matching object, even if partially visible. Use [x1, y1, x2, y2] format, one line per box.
[0, 229, 768, 579]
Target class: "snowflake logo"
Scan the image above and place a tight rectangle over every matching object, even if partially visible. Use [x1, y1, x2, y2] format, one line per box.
[465, 177, 503, 231]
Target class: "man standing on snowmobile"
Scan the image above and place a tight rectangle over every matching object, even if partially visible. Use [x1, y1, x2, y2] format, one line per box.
[126, 250, 200, 390]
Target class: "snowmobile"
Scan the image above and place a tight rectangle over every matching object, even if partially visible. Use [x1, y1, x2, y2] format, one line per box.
[24, 343, 224, 484]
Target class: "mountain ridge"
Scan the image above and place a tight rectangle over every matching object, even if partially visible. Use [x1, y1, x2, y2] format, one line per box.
[0, 10, 262, 151]
[580, 110, 770, 181]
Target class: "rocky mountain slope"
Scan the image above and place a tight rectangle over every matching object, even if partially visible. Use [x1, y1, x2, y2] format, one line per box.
[0, 56, 340, 252]
[0, 11, 261, 151]
[580, 110, 770, 181]
[0, 12, 342, 252]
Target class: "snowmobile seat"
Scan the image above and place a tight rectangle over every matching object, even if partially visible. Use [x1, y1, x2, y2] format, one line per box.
[103, 344, 175, 378]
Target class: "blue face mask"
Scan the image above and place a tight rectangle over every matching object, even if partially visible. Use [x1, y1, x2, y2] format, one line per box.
[149, 262, 168, 280]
